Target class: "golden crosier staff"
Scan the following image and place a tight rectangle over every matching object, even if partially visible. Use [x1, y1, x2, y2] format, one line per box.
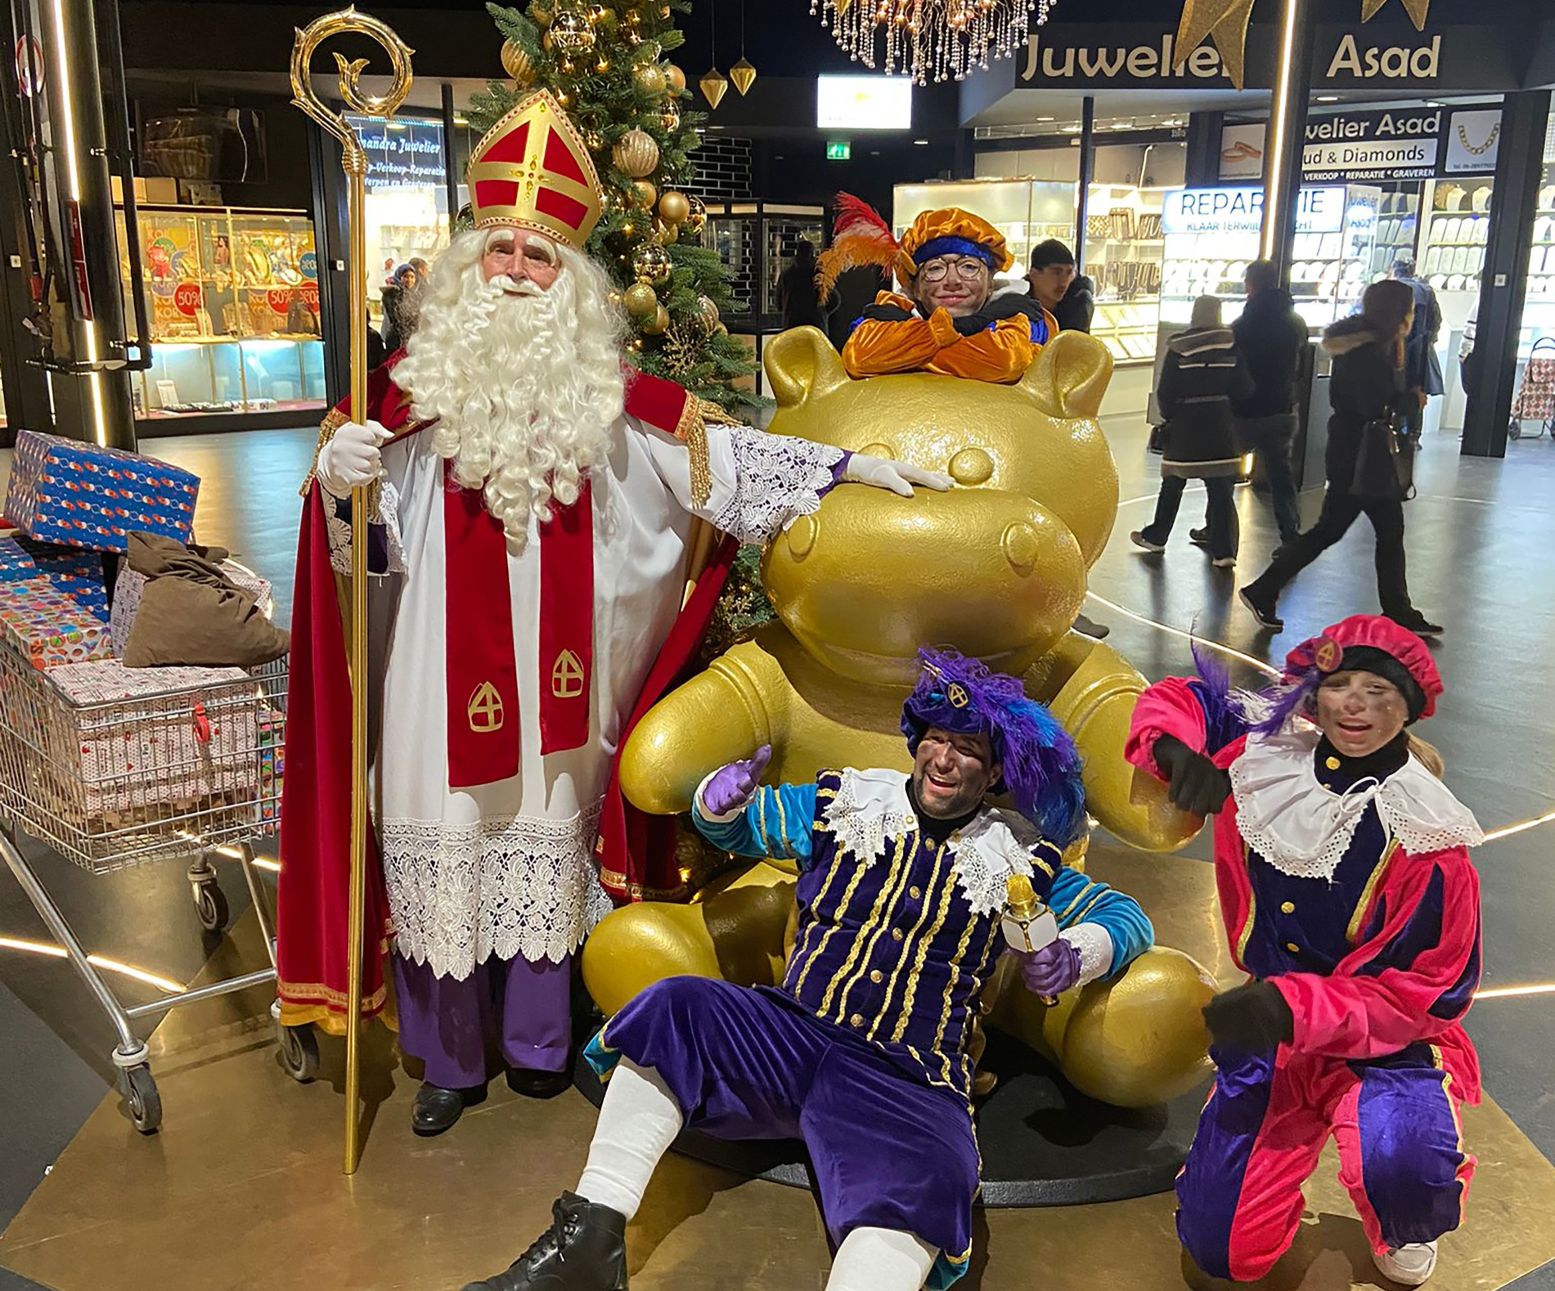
[289, 6, 414, 1177]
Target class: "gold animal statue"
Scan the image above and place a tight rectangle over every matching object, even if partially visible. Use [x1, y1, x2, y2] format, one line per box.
[585, 328, 1214, 1108]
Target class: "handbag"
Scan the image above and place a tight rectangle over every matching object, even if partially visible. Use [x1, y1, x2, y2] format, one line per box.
[1350, 410, 1415, 502]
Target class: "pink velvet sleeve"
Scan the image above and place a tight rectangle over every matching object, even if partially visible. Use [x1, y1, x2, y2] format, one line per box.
[1125, 676, 1211, 781]
[1273, 848, 1481, 1062]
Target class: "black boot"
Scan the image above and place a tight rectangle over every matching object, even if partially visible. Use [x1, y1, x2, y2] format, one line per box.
[506, 1066, 572, 1099]
[462, 1192, 628, 1290]
[411, 1081, 485, 1137]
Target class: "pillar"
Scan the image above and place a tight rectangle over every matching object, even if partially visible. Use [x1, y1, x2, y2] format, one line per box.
[1259, 0, 1316, 285]
[1462, 91, 1551, 459]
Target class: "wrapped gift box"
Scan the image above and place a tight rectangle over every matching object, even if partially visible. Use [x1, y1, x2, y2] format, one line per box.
[110, 558, 272, 659]
[4, 430, 199, 553]
[30, 659, 262, 822]
[0, 578, 111, 670]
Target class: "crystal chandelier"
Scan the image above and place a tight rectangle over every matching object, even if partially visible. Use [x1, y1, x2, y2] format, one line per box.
[809, 0, 1058, 84]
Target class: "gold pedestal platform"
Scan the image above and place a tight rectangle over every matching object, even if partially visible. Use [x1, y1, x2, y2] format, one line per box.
[2, 849, 1552, 1291]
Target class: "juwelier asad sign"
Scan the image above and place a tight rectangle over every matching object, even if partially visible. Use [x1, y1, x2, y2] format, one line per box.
[1219, 104, 1502, 184]
[1161, 186, 1348, 238]
[1001, 23, 1514, 93]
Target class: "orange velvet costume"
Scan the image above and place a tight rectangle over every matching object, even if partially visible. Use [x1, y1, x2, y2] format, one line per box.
[842, 289, 1058, 384]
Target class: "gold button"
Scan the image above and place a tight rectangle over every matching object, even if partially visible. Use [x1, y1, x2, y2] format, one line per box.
[1286, 941, 1301, 954]
[1281, 901, 1296, 915]
[892, 928, 905, 942]
[909, 885, 923, 900]
[869, 969, 884, 984]
[849, 1013, 865, 1029]
[1325, 756, 1341, 771]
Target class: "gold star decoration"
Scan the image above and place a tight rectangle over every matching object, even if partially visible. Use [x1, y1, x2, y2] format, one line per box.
[1176, 0, 1432, 89]
[1361, 0, 1430, 28]
[1174, 0, 1257, 90]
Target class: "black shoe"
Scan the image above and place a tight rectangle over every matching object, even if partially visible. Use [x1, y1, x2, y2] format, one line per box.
[1188, 527, 1211, 549]
[1388, 611, 1444, 638]
[411, 1081, 485, 1137]
[1239, 586, 1284, 631]
[462, 1191, 629, 1290]
[1072, 612, 1110, 640]
[506, 1066, 572, 1099]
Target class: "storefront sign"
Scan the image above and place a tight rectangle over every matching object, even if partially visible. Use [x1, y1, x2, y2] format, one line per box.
[299, 250, 318, 280]
[266, 287, 294, 315]
[1162, 186, 1347, 237]
[173, 282, 203, 317]
[990, 23, 1513, 96]
[1220, 104, 1501, 183]
[300, 281, 320, 311]
[344, 114, 447, 191]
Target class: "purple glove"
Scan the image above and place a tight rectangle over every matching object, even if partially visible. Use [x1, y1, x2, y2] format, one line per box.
[701, 745, 773, 817]
[1018, 937, 1082, 997]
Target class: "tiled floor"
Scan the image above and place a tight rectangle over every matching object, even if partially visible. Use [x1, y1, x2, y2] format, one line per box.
[1, 413, 1553, 1290]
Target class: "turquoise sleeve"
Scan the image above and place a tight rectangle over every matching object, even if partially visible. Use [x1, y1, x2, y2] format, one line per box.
[692, 782, 818, 871]
[1049, 866, 1155, 978]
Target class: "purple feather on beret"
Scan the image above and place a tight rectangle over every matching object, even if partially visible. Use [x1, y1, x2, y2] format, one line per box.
[901, 647, 1086, 844]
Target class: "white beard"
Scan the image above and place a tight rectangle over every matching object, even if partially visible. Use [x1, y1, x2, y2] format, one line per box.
[391, 242, 625, 550]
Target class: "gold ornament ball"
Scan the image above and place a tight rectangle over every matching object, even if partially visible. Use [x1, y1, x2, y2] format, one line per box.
[660, 100, 681, 132]
[612, 128, 660, 178]
[665, 63, 687, 93]
[644, 304, 671, 335]
[655, 218, 679, 245]
[624, 282, 660, 318]
[557, 90, 572, 107]
[683, 193, 708, 236]
[632, 179, 658, 209]
[545, 9, 596, 54]
[697, 294, 720, 328]
[633, 242, 673, 287]
[501, 39, 538, 87]
[634, 63, 667, 97]
[658, 191, 690, 225]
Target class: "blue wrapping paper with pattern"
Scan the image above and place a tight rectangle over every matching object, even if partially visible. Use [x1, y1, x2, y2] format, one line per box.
[4, 431, 198, 553]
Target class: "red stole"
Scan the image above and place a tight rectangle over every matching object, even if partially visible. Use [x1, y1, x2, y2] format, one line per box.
[443, 469, 595, 788]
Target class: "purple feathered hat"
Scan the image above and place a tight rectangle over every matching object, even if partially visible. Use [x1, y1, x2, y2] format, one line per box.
[900, 647, 1086, 844]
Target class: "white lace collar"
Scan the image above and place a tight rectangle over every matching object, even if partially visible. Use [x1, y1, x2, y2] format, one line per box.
[823, 769, 1036, 915]
[1230, 726, 1483, 880]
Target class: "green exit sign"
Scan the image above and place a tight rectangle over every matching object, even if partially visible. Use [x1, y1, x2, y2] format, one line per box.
[826, 140, 851, 161]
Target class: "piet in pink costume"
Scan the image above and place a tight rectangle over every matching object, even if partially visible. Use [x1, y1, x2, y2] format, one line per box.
[1126, 615, 1483, 1282]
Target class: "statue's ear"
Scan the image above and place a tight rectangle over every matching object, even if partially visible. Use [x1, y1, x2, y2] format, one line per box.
[1021, 331, 1113, 420]
[765, 325, 851, 409]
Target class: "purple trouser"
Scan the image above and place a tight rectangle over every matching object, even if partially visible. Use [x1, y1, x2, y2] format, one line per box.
[393, 950, 571, 1089]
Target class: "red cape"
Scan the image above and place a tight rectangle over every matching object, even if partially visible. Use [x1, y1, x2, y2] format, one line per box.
[275, 359, 734, 1032]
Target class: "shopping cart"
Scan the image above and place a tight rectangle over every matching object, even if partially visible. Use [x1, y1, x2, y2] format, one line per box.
[0, 643, 292, 1132]
[1510, 336, 1555, 441]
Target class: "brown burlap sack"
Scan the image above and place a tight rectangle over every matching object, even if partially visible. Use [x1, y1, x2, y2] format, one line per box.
[122, 532, 288, 668]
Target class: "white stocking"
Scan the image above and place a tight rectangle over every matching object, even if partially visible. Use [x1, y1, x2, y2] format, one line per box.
[826, 1227, 939, 1291]
[574, 1059, 685, 1221]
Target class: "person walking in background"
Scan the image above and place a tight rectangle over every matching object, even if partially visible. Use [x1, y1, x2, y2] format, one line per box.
[778, 238, 829, 332]
[1131, 295, 1251, 569]
[1392, 257, 1443, 437]
[1240, 280, 1442, 637]
[1208, 260, 1309, 548]
[380, 260, 426, 354]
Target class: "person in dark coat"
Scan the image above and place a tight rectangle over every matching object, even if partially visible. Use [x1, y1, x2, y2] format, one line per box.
[1392, 257, 1444, 437]
[778, 239, 829, 332]
[1240, 279, 1442, 637]
[825, 264, 890, 353]
[1224, 259, 1309, 545]
[1027, 239, 1092, 332]
[380, 261, 425, 354]
[1131, 295, 1252, 567]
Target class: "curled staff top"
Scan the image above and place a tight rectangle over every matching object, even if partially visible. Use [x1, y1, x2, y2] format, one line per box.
[290, 6, 415, 155]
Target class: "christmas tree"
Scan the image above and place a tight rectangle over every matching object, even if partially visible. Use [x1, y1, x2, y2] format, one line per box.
[469, 0, 759, 413]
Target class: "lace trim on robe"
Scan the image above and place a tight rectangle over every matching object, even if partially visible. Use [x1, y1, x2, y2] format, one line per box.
[713, 426, 844, 545]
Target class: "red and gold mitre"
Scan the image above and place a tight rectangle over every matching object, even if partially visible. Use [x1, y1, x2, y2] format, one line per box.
[466, 89, 603, 249]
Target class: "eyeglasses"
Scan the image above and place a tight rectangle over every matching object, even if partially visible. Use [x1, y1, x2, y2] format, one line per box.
[919, 256, 988, 283]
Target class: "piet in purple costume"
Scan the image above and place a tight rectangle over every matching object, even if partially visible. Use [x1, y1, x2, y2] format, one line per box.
[567, 650, 1152, 1291]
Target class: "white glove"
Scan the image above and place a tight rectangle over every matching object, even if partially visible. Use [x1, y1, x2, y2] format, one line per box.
[316, 420, 390, 496]
[842, 452, 953, 498]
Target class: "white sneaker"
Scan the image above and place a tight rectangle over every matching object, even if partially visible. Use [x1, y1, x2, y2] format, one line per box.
[1374, 1242, 1437, 1286]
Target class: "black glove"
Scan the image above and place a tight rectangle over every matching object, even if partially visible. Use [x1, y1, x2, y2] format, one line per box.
[1203, 981, 1295, 1054]
[1153, 735, 1233, 816]
[950, 293, 1045, 337]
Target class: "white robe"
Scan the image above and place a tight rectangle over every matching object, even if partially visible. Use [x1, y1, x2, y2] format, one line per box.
[329, 414, 840, 980]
